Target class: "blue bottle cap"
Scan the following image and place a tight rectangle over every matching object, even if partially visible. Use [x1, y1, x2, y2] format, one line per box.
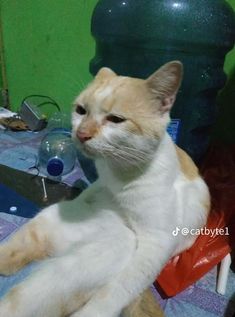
[47, 158, 64, 176]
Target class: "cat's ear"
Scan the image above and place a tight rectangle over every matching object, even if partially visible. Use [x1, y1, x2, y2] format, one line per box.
[146, 61, 183, 113]
[95, 67, 117, 81]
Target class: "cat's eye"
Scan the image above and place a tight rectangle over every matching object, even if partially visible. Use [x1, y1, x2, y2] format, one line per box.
[106, 114, 126, 124]
[76, 105, 87, 115]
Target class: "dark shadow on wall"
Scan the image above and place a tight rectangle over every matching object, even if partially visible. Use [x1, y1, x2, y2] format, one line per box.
[212, 67, 235, 144]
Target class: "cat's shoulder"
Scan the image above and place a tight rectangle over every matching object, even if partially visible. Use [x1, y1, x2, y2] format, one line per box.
[175, 145, 199, 180]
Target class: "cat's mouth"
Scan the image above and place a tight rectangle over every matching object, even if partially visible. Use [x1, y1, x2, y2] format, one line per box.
[77, 141, 100, 159]
[72, 131, 97, 158]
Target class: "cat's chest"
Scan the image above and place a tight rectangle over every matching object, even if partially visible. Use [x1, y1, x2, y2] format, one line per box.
[112, 182, 178, 230]
[95, 160, 177, 227]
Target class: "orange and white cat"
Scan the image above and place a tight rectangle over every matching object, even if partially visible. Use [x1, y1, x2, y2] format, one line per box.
[0, 61, 210, 317]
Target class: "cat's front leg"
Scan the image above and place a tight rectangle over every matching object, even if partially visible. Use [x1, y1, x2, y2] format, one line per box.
[0, 181, 103, 276]
[72, 232, 174, 317]
[0, 202, 81, 276]
[0, 223, 134, 317]
[0, 215, 52, 275]
[0, 256, 93, 317]
[0, 260, 58, 317]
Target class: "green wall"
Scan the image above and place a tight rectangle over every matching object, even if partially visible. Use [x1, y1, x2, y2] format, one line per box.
[224, 0, 235, 75]
[214, 0, 235, 143]
[0, 0, 235, 142]
[1, 0, 97, 114]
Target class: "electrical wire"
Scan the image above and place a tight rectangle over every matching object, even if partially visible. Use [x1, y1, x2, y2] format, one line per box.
[36, 101, 60, 112]
[21, 94, 61, 112]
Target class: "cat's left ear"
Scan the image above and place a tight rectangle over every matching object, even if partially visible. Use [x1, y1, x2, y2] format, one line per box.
[146, 61, 183, 114]
[95, 67, 117, 81]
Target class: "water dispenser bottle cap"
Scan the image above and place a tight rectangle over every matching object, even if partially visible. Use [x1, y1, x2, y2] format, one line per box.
[47, 158, 64, 176]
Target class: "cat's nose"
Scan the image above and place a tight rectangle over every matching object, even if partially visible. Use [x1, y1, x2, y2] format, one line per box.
[76, 131, 92, 143]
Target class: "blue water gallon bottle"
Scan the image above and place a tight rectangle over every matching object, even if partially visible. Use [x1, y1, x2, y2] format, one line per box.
[38, 128, 77, 180]
[90, 0, 235, 162]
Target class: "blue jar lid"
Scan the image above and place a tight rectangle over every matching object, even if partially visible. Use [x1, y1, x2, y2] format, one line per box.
[47, 158, 64, 176]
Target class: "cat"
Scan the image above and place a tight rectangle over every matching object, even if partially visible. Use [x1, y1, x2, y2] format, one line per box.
[0, 61, 210, 317]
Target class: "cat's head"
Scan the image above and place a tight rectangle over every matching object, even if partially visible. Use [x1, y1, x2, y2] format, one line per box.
[72, 61, 183, 167]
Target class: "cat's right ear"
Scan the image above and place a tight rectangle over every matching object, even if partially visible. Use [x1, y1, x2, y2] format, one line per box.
[146, 61, 183, 114]
[95, 67, 117, 81]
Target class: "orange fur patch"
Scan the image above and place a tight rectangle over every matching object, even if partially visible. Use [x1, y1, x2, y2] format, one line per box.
[75, 63, 182, 142]
[78, 117, 101, 138]
[175, 146, 199, 180]
[76, 75, 166, 139]
[0, 219, 51, 275]
[60, 292, 91, 317]
[203, 195, 211, 214]
[123, 289, 165, 317]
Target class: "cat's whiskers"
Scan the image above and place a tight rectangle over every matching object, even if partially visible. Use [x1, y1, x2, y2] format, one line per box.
[99, 147, 132, 171]
[107, 141, 148, 164]
[97, 141, 147, 173]
[103, 140, 145, 162]
[96, 141, 136, 164]
[116, 145, 148, 156]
